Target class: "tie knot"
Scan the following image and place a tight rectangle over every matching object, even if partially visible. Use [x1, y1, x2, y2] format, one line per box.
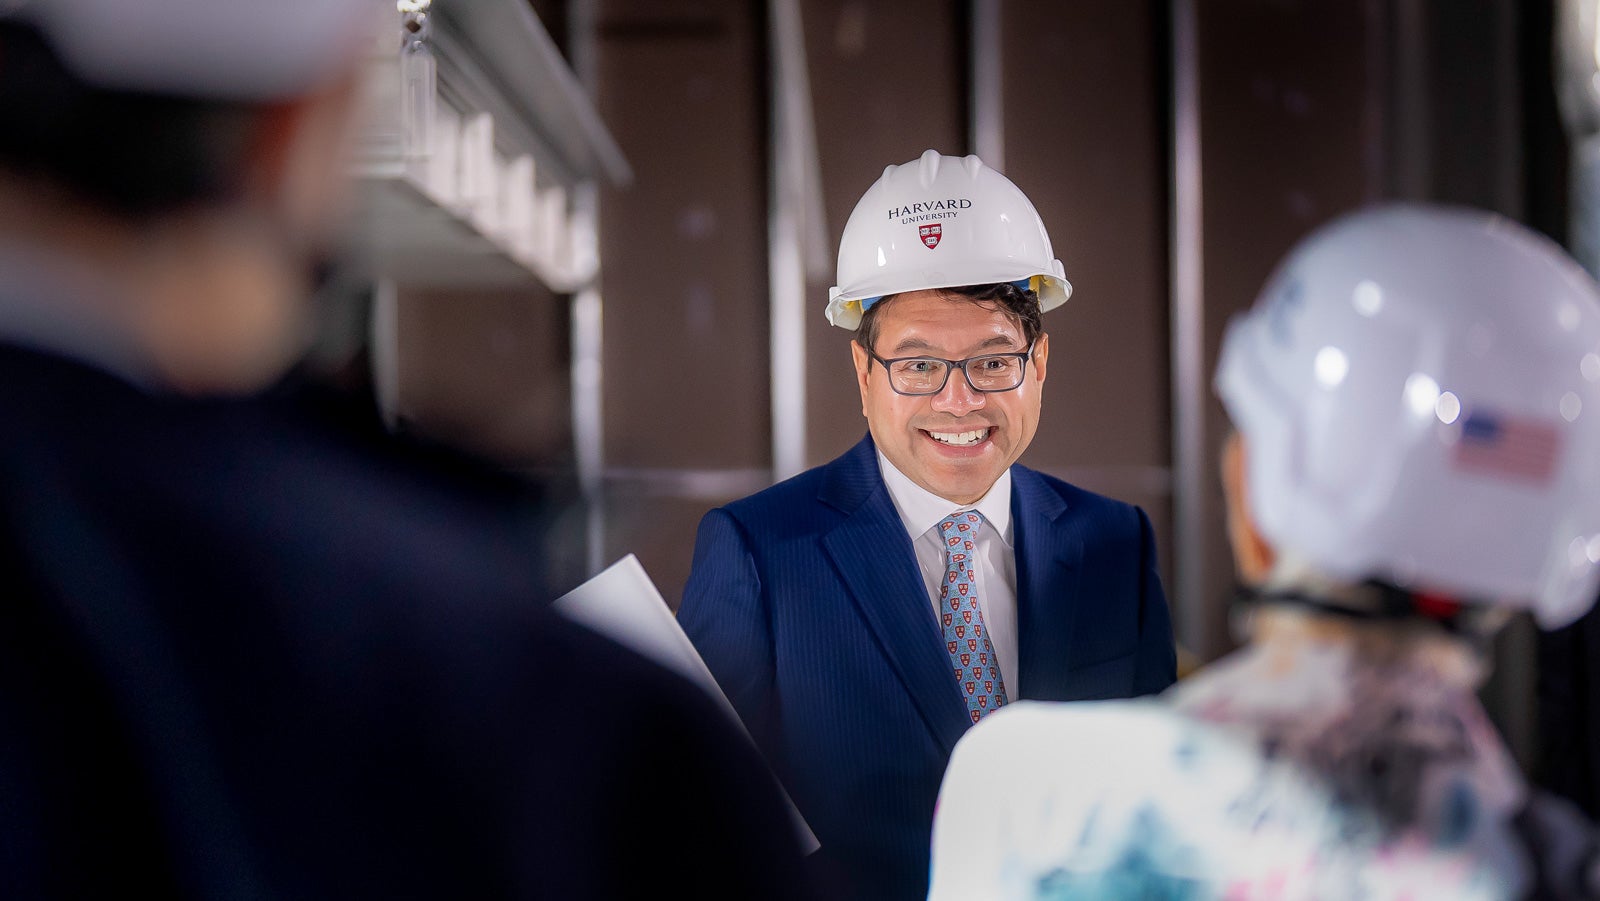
[938, 511, 984, 540]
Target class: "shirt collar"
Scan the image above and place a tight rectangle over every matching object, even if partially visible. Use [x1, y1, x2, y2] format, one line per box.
[877, 450, 1013, 547]
[0, 242, 158, 390]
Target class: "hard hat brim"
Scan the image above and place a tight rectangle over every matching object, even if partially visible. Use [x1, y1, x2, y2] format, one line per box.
[825, 270, 1071, 330]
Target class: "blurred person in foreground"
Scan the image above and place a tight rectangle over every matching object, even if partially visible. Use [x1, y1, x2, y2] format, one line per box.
[928, 205, 1600, 900]
[0, 1, 810, 898]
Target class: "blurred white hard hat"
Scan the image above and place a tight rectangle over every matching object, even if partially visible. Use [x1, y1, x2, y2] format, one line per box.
[0, 0, 377, 101]
[1216, 203, 1600, 628]
[826, 149, 1072, 330]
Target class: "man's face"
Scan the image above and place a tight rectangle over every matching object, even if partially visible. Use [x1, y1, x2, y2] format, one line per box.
[852, 289, 1049, 505]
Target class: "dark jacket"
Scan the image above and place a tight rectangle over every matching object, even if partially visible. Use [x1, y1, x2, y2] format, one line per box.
[0, 342, 811, 899]
[678, 434, 1176, 900]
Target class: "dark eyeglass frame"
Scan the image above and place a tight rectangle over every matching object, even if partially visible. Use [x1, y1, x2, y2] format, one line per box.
[866, 342, 1037, 396]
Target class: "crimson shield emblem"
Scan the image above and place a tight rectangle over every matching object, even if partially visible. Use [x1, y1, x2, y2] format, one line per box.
[920, 223, 942, 249]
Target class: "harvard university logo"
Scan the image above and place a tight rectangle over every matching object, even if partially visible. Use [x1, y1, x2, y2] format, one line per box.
[920, 223, 942, 249]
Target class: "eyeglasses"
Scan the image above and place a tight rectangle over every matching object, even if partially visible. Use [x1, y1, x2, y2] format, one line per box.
[867, 343, 1036, 396]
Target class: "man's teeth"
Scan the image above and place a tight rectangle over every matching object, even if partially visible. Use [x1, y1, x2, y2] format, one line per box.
[928, 428, 989, 447]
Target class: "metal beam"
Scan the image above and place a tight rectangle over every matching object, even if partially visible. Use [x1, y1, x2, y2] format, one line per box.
[1170, 0, 1209, 658]
[370, 277, 401, 430]
[969, 0, 1005, 169]
[1391, 0, 1432, 200]
[569, 0, 607, 575]
[431, 0, 631, 186]
[768, 0, 829, 481]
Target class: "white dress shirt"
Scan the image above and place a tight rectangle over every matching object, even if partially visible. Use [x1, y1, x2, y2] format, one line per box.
[877, 452, 1019, 696]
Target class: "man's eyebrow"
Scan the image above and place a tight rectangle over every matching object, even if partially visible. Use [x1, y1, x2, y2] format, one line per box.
[890, 334, 1023, 354]
[891, 336, 936, 353]
[975, 335, 1021, 351]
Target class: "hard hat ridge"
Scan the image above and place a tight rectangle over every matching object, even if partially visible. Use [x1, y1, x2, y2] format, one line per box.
[915, 149, 940, 187]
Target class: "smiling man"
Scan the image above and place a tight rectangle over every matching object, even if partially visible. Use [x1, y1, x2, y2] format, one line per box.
[678, 150, 1177, 901]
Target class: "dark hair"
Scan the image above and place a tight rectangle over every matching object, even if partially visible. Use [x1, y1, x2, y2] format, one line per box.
[854, 281, 1044, 354]
[0, 21, 263, 220]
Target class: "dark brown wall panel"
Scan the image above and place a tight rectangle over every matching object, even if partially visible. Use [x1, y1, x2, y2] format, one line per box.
[802, 0, 968, 467]
[596, 0, 770, 470]
[1194, 1, 1376, 656]
[605, 493, 749, 609]
[396, 286, 572, 467]
[1002, 1, 1169, 478]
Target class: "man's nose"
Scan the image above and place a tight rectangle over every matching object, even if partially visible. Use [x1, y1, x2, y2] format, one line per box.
[930, 366, 986, 415]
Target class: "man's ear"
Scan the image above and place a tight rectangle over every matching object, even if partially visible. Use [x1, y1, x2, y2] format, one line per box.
[239, 100, 301, 204]
[239, 71, 362, 241]
[1031, 331, 1048, 384]
[851, 339, 872, 418]
[1222, 431, 1276, 585]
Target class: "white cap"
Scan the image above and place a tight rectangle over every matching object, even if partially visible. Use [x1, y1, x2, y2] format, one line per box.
[1216, 203, 1600, 628]
[826, 149, 1071, 330]
[0, 0, 377, 101]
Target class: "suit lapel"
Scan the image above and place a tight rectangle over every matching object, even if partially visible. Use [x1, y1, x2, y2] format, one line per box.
[1011, 466, 1084, 700]
[819, 438, 972, 754]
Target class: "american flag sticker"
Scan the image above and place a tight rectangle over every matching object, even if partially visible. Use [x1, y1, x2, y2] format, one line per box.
[1452, 412, 1562, 484]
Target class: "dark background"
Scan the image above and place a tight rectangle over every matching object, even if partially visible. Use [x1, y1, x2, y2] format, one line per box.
[375, 0, 1578, 784]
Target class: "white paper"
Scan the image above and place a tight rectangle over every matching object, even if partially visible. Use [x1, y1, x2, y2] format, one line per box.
[553, 554, 820, 854]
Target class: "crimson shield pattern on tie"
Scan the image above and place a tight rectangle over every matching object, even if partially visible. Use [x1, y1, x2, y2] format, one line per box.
[937, 512, 1007, 723]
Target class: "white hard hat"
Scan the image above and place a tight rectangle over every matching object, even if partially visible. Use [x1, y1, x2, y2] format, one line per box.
[0, 0, 376, 101]
[1216, 203, 1600, 629]
[826, 149, 1072, 330]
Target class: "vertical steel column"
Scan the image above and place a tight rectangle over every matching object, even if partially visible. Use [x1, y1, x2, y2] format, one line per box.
[570, 0, 607, 575]
[1392, 0, 1432, 200]
[1363, 0, 1389, 202]
[969, 0, 1005, 170]
[572, 275, 605, 576]
[1490, 0, 1524, 217]
[370, 277, 402, 430]
[1170, 0, 1209, 657]
[768, 0, 829, 481]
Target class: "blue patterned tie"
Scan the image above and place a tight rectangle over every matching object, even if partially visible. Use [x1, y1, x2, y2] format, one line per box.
[937, 511, 1008, 723]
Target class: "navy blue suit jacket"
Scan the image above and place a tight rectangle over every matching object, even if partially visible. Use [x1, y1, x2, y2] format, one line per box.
[678, 435, 1177, 901]
[0, 343, 812, 900]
